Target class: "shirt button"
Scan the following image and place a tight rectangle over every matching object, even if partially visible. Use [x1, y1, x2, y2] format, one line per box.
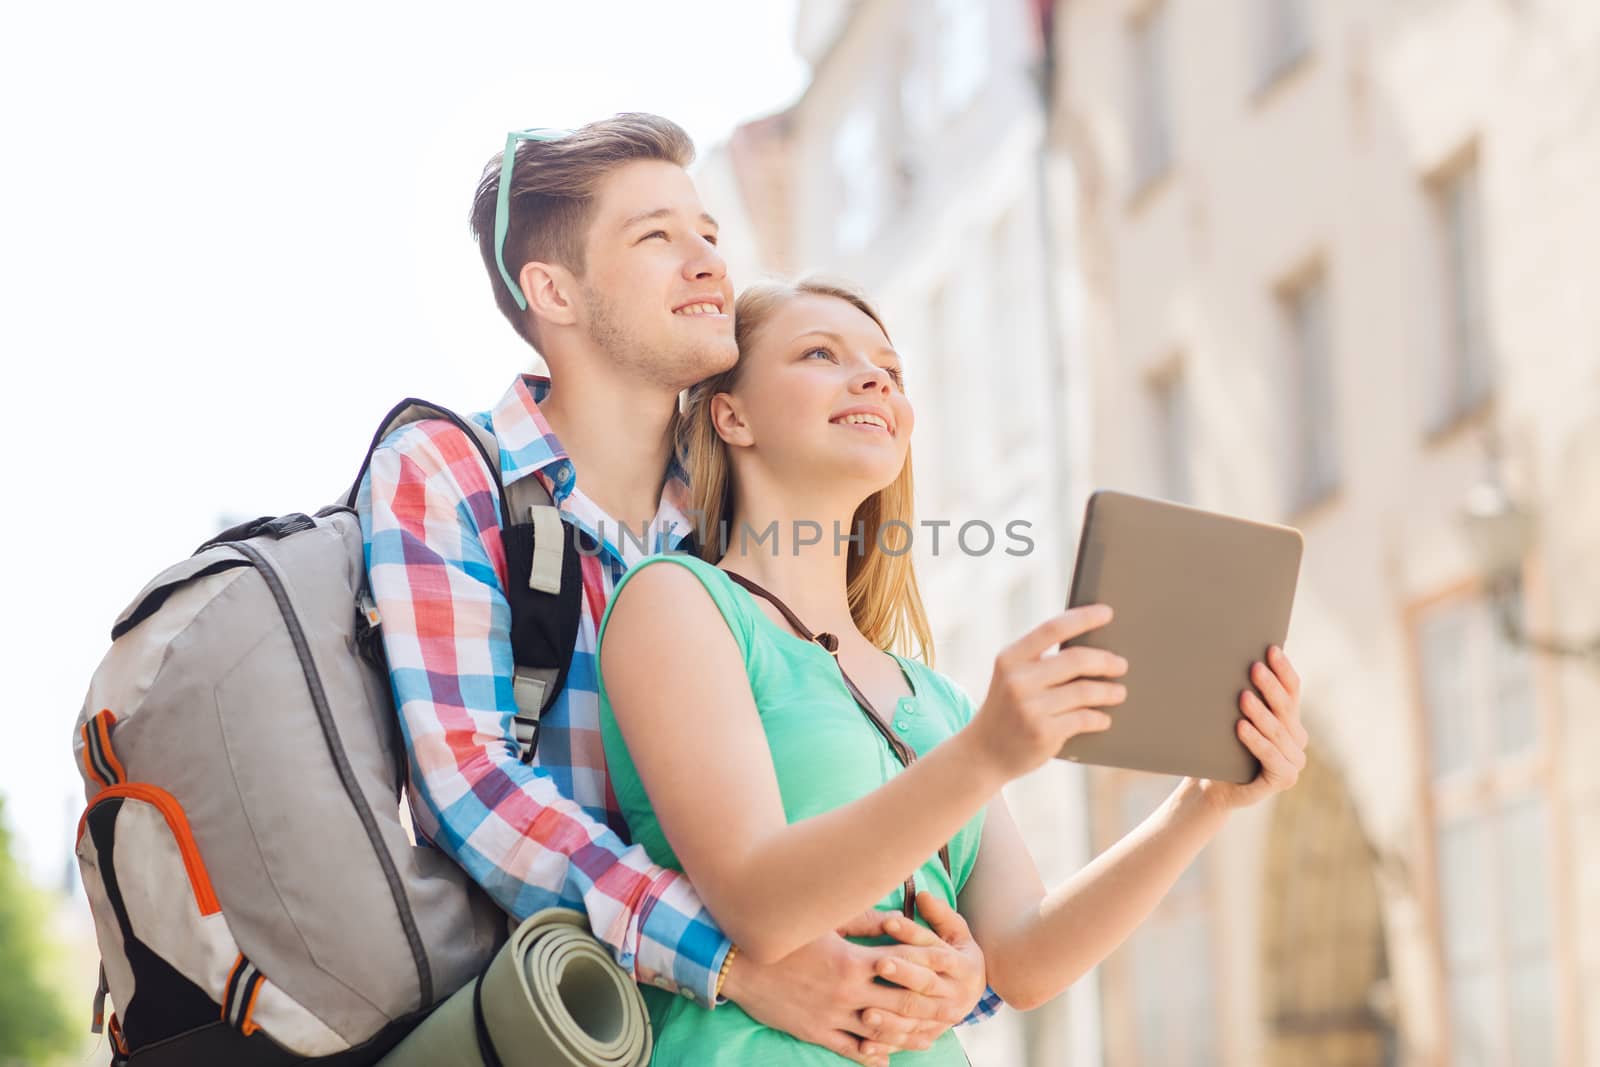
[556, 466, 572, 483]
[895, 720, 910, 732]
[679, 988, 697, 1001]
[652, 976, 673, 990]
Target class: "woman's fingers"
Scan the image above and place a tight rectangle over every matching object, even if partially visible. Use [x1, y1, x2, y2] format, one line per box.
[1008, 605, 1114, 664]
[1052, 679, 1127, 716]
[1250, 659, 1292, 718]
[871, 956, 952, 1000]
[908, 891, 973, 948]
[1251, 652, 1309, 750]
[1238, 717, 1301, 785]
[1240, 689, 1291, 754]
[1029, 643, 1128, 688]
[875, 942, 962, 982]
[858, 975, 954, 1024]
[875, 912, 943, 948]
[1267, 645, 1302, 697]
[1267, 647, 1309, 747]
[836, 909, 898, 941]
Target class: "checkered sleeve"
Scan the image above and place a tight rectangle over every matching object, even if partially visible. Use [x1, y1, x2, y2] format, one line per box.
[963, 988, 1004, 1025]
[357, 419, 730, 1006]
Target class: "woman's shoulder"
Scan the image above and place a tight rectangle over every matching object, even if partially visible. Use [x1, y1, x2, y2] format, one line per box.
[617, 550, 734, 596]
[600, 552, 756, 654]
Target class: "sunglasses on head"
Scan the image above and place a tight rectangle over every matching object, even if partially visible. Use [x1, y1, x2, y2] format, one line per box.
[494, 127, 571, 311]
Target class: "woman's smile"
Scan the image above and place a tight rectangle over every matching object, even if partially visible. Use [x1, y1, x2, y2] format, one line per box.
[829, 408, 896, 435]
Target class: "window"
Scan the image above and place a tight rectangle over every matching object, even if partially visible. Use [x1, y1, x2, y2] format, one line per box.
[899, 0, 985, 142]
[1128, 4, 1174, 192]
[1415, 590, 1557, 1065]
[1098, 773, 1220, 1067]
[1416, 588, 1539, 783]
[1436, 797, 1557, 1066]
[935, 0, 988, 117]
[1254, 0, 1312, 90]
[833, 108, 886, 253]
[1427, 156, 1493, 430]
[1149, 361, 1192, 504]
[1280, 269, 1339, 511]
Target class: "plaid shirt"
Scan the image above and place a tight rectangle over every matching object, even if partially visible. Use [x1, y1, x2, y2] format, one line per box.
[358, 374, 1002, 1021]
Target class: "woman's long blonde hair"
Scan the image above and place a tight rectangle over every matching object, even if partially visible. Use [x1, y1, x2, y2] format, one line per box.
[678, 277, 937, 666]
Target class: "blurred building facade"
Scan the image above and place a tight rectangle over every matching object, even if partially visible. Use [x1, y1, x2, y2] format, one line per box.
[1054, 2, 1600, 1067]
[699, 1, 1102, 1064]
[701, 0, 1600, 1065]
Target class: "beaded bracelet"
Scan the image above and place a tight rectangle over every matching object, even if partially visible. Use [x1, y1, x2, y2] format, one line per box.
[714, 943, 740, 999]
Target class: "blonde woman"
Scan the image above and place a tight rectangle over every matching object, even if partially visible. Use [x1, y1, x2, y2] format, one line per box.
[596, 279, 1308, 1065]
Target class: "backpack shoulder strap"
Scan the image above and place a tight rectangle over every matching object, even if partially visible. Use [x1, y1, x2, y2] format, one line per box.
[345, 398, 515, 529]
[496, 464, 572, 762]
[349, 398, 573, 763]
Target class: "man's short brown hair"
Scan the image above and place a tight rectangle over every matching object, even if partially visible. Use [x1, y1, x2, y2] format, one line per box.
[469, 113, 696, 347]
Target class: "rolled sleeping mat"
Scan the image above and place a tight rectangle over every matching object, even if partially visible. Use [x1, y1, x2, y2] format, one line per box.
[378, 908, 653, 1067]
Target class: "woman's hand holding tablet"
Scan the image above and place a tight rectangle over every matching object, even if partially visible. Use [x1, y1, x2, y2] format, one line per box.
[1057, 490, 1307, 786]
[1194, 643, 1309, 811]
[961, 604, 1129, 781]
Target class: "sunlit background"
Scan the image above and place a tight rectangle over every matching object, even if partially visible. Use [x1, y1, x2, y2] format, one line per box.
[4, 1, 1597, 1065]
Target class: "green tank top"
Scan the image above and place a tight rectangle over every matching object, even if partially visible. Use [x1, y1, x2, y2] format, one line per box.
[597, 552, 985, 1066]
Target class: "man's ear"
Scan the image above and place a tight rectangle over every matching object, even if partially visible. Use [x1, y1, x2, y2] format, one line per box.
[710, 392, 755, 448]
[519, 260, 580, 331]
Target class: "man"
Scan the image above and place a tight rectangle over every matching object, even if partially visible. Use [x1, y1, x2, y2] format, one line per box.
[356, 113, 994, 1066]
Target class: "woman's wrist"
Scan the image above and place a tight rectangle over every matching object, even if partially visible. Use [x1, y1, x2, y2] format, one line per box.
[947, 727, 1010, 798]
[1175, 776, 1233, 826]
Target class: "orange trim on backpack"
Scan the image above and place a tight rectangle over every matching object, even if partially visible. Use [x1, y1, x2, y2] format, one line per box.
[93, 711, 127, 784]
[108, 1014, 129, 1055]
[223, 953, 247, 1022]
[240, 975, 265, 1036]
[75, 784, 222, 916]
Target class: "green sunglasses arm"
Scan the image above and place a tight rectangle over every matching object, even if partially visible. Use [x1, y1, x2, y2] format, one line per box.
[494, 127, 570, 312]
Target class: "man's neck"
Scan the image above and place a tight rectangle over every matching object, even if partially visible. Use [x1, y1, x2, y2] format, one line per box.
[538, 370, 679, 530]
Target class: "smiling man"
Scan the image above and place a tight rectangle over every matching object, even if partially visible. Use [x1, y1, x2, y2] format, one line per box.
[355, 114, 992, 1066]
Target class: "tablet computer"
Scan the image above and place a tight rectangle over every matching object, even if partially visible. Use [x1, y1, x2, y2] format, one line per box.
[1056, 490, 1304, 784]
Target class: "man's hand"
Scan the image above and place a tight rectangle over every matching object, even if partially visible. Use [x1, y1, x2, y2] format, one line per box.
[843, 892, 988, 1046]
[719, 899, 988, 1067]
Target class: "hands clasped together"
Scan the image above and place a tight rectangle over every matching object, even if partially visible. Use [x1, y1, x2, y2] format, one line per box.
[724, 891, 987, 1066]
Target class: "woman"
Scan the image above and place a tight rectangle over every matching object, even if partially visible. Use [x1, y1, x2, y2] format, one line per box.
[596, 279, 1308, 1065]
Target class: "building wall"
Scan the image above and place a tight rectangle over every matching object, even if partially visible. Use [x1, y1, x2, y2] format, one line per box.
[1055, 0, 1600, 1064]
[704, 1, 1105, 1062]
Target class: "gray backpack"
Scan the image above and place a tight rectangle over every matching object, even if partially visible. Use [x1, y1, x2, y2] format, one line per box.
[72, 399, 587, 1066]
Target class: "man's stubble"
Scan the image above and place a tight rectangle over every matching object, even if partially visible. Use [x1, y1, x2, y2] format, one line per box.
[582, 281, 737, 393]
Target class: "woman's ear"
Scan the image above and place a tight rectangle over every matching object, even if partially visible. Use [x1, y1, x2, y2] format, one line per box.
[519, 261, 579, 330]
[710, 392, 755, 448]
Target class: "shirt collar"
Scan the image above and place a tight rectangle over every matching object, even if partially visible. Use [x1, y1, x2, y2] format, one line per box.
[484, 374, 696, 554]
[484, 374, 574, 498]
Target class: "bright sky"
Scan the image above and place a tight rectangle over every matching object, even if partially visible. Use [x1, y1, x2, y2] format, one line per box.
[0, 1, 809, 885]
